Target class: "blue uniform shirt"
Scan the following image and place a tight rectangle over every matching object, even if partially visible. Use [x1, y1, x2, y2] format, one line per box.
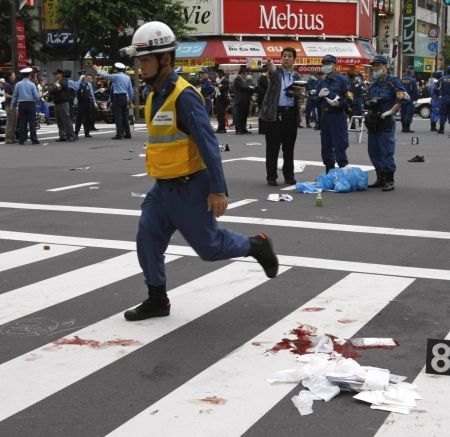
[401, 75, 418, 100]
[278, 68, 295, 107]
[316, 73, 352, 110]
[437, 75, 450, 97]
[150, 71, 227, 194]
[96, 70, 133, 101]
[71, 79, 96, 101]
[367, 74, 407, 112]
[11, 78, 40, 107]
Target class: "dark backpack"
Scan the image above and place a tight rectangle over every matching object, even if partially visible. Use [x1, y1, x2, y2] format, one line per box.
[77, 82, 90, 101]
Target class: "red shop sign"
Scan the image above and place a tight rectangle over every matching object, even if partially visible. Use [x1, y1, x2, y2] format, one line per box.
[223, 0, 357, 37]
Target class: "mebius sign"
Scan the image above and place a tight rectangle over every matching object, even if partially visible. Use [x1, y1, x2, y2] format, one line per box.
[223, 0, 371, 39]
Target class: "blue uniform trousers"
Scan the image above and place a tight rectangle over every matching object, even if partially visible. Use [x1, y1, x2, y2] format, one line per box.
[305, 97, 316, 124]
[353, 97, 363, 116]
[112, 93, 131, 138]
[137, 169, 251, 286]
[431, 98, 440, 123]
[18, 101, 38, 143]
[368, 118, 396, 172]
[439, 96, 450, 124]
[320, 110, 349, 167]
[400, 101, 415, 125]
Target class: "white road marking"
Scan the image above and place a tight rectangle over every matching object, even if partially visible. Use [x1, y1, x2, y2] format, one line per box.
[1, 202, 449, 240]
[0, 244, 82, 273]
[0, 252, 148, 326]
[1, 230, 449, 281]
[0, 262, 287, 422]
[107, 273, 414, 437]
[375, 332, 450, 437]
[46, 182, 100, 192]
[227, 199, 258, 209]
[131, 173, 147, 177]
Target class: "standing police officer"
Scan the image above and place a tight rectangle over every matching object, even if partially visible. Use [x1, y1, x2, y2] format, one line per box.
[429, 70, 442, 132]
[436, 65, 450, 134]
[93, 62, 133, 139]
[118, 21, 279, 321]
[316, 54, 353, 174]
[365, 55, 407, 192]
[11, 67, 40, 145]
[400, 66, 418, 133]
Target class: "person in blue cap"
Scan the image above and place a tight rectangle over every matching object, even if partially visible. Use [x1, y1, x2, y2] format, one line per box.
[364, 55, 408, 191]
[429, 70, 442, 131]
[315, 54, 353, 174]
[11, 67, 40, 145]
[93, 62, 133, 139]
[436, 65, 450, 134]
[400, 66, 418, 132]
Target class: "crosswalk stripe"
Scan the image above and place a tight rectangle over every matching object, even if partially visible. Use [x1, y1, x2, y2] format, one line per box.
[1, 230, 450, 280]
[0, 252, 146, 326]
[375, 332, 450, 437]
[107, 273, 414, 437]
[45, 182, 100, 192]
[227, 199, 258, 209]
[0, 244, 82, 273]
[0, 261, 288, 422]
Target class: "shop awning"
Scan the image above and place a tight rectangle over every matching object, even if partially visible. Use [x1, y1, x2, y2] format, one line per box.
[175, 39, 375, 71]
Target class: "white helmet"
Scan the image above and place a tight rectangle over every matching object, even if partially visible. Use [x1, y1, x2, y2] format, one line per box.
[120, 21, 177, 57]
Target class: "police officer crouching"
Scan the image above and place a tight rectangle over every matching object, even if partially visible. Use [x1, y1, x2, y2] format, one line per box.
[118, 21, 279, 321]
[11, 67, 40, 145]
[365, 55, 408, 192]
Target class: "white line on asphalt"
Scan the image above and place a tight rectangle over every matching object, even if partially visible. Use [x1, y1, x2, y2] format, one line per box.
[131, 173, 147, 177]
[0, 202, 448, 241]
[227, 199, 258, 209]
[46, 182, 100, 192]
[1, 230, 449, 280]
[0, 261, 286, 422]
[0, 244, 82, 273]
[106, 273, 414, 437]
[374, 333, 450, 437]
[0, 252, 150, 326]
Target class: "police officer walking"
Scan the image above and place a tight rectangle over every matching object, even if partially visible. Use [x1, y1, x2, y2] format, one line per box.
[436, 65, 450, 134]
[11, 67, 40, 145]
[429, 70, 442, 132]
[316, 54, 353, 174]
[93, 62, 133, 139]
[400, 66, 418, 133]
[118, 21, 279, 321]
[365, 55, 408, 192]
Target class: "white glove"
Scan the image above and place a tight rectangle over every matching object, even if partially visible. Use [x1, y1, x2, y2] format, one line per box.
[79, 75, 85, 81]
[309, 89, 317, 96]
[325, 96, 340, 107]
[380, 110, 393, 119]
[318, 88, 329, 98]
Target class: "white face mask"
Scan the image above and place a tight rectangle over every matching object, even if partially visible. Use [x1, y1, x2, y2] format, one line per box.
[372, 70, 385, 79]
[321, 65, 333, 74]
[246, 74, 252, 80]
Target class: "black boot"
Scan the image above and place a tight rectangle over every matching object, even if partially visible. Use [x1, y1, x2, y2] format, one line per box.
[438, 124, 445, 134]
[405, 124, 414, 133]
[430, 122, 437, 132]
[325, 161, 335, 174]
[248, 233, 279, 278]
[368, 169, 383, 188]
[401, 122, 406, 132]
[124, 284, 170, 321]
[381, 172, 395, 192]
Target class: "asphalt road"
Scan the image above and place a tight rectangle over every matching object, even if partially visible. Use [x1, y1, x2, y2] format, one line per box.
[0, 116, 449, 437]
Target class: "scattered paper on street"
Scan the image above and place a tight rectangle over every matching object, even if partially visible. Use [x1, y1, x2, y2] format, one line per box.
[267, 193, 293, 202]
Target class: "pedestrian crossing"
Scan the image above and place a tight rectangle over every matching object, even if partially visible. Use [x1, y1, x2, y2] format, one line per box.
[0, 236, 449, 436]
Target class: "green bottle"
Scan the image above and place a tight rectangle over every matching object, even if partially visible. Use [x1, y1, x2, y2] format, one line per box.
[316, 192, 323, 207]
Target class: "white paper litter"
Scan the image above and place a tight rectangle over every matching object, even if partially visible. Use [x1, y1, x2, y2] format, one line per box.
[245, 142, 262, 146]
[267, 368, 307, 384]
[267, 193, 293, 202]
[277, 162, 306, 173]
[292, 390, 314, 416]
[350, 338, 397, 347]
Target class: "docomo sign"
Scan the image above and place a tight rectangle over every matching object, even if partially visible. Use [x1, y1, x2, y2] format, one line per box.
[223, 0, 358, 36]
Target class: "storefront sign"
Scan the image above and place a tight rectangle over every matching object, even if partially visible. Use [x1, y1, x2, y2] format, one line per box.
[223, 0, 357, 37]
[402, 0, 416, 55]
[182, 0, 220, 35]
[414, 56, 435, 73]
[176, 41, 207, 58]
[45, 30, 74, 48]
[222, 41, 265, 57]
[301, 42, 362, 58]
[16, 20, 27, 68]
[43, 0, 62, 30]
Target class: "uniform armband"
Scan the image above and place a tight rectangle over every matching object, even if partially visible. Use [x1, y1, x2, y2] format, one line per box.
[345, 91, 353, 100]
[396, 91, 409, 100]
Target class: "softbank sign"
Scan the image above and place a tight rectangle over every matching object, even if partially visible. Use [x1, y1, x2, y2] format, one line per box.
[259, 4, 324, 31]
[223, 0, 358, 36]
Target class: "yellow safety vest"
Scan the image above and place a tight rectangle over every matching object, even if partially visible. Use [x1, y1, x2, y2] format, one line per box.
[145, 76, 206, 179]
